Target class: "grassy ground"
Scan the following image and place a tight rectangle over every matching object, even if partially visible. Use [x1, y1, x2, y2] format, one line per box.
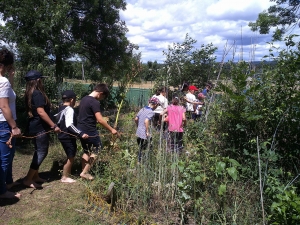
[0, 140, 107, 225]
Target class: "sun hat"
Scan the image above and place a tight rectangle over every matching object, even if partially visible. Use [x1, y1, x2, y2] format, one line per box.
[148, 97, 161, 105]
[24, 70, 47, 81]
[198, 93, 206, 99]
[188, 85, 198, 91]
[62, 90, 77, 99]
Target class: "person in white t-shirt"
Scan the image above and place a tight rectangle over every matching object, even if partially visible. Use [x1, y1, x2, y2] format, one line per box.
[152, 86, 168, 130]
[0, 48, 21, 199]
[184, 85, 199, 120]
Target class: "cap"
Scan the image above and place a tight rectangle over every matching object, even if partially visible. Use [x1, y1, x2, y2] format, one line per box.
[198, 93, 206, 99]
[62, 90, 76, 99]
[189, 85, 198, 91]
[148, 97, 161, 105]
[24, 70, 47, 81]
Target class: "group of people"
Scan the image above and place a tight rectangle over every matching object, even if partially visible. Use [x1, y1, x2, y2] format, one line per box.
[0, 48, 117, 199]
[134, 82, 212, 162]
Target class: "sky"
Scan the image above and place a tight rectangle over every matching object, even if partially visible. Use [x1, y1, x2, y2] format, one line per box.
[119, 0, 292, 63]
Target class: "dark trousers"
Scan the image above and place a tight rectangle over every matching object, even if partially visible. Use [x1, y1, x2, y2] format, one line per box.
[30, 131, 49, 170]
[137, 137, 151, 162]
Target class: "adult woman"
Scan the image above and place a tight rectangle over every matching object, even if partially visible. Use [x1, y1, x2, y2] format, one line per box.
[0, 48, 21, 199]
[152, 86, 168, 130]
[23, 70, 60, 188]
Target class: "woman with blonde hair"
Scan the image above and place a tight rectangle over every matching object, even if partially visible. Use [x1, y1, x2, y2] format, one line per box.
[23, 70, 60, 188]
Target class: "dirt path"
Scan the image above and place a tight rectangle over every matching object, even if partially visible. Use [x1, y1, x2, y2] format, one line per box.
[0, 149, 97, 225]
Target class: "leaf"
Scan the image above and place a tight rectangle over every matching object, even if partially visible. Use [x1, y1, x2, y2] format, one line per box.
[228, 159, 241, 167]
[218, 184, 226, 196]
[195, 176, 201, 182]
[227, 167, 238, 181]
[216, 162, 226, 175]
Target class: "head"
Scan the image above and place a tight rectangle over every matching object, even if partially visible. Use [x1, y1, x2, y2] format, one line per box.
[0, 48, 14, 74]
[188, 85, 198, 93]
[197, 93, 206, 100]
[155, 86, 167, 96]
[24, 70, 50, 117]
[62, 90, 77, 107]
[171, 97, 180, 105]
[93, 83, 110, 100]
[205, 83, 212, 91]
[148, 97, 161, 110]
[180, 83, 189, 92]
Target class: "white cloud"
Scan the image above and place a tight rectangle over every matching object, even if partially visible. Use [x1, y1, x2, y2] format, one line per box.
[121, 0, 291, 63]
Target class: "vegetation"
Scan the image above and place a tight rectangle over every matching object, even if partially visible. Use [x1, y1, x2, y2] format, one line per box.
[249, 0, 300, 40]
[1, 1, 300, 224]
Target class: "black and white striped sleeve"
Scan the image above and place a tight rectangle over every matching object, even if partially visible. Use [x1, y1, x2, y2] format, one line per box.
[65, 107, 83, 137]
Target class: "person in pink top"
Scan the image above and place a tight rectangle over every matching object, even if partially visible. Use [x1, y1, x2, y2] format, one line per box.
[161, 97, 186, 153]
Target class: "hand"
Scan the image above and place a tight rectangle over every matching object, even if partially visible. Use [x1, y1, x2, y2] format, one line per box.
[82, 133, 89, 139]
[53, 126, 61, 133]
[11, 127, 21, 137]
[111, 128, 117, 135]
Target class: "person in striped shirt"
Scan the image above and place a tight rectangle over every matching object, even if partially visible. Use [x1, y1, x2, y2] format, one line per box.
[55, 90, 89, 183]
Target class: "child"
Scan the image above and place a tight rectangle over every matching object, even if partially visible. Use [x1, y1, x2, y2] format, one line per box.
[55, 90, 89, 183]
[151, 86, 168, 130]
[77, 84, 117, 180]
[134, 97, 160, 162]
[184, 85, 198, 120]
[194, 93, 206, 121]
[161, 97, 186, 153]
[23, 70, 61, 188]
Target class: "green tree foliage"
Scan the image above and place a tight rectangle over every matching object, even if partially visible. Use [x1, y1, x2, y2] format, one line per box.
[162, 33, 217, 88]
[249, 0, 300, 40]
[0, 0, 134, 82]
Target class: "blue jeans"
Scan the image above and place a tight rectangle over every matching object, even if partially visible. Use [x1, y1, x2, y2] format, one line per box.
[0, 121, 16, 195]
[30, 131, 49, 170]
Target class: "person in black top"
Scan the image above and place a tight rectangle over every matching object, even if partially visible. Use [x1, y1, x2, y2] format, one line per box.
[77, 83, 117, 180]
[55, 90, 88, 183]
[23, 70, 61, 188]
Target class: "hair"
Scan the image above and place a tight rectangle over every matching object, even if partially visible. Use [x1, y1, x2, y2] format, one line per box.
[62, 97, 73, 103]
[0, 48, 14, 66]
[155, 86, 167, 96]
[25, 79, 50, 118]
[94, 83, 110, 96]
[171, 97, 180, 105]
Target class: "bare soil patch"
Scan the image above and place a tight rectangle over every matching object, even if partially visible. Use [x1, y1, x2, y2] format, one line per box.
[0, 146, 98, 225]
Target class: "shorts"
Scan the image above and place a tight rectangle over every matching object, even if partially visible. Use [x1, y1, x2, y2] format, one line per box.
[80, 134, 102, 154]
[59, 139, 77, 158]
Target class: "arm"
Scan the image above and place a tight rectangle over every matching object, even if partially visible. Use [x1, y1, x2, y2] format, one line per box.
[182, 112, 186, 126]
[95, 112, 117, 134]
[37, 107, 60, 133]
[144, 118, 150, 137]
[134, 116, 139, 127]
[160, 108, 168, 116]
[65, 108, 88, 139]
[0, 97, 21, 136]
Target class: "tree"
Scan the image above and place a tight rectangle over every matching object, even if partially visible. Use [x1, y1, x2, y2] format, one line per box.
[0, 0, 134, 83]
[249, 0, 300, 40]
[162, 33, 217, 88]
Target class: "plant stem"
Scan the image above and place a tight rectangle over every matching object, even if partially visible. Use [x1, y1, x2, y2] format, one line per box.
[257, 136, 266, 225]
